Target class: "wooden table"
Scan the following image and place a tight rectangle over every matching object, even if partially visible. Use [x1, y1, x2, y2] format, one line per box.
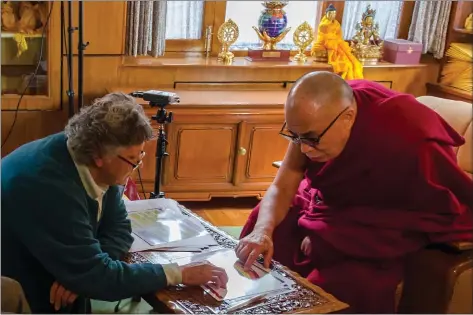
[125, 202, 348, 314]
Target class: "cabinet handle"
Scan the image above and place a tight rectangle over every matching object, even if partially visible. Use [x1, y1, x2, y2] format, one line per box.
[238, 147, 247, 155]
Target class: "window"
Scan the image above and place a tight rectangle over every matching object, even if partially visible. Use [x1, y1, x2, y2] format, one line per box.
[341, 1, 403, 40]
[166, 1, 204, 39]
[224, 1, 321, 50]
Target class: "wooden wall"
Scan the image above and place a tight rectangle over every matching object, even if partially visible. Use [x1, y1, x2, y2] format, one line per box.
[1, 1, 441, 156]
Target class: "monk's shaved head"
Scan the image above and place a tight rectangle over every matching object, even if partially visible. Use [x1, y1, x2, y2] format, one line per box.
[286, 71, 354, 115]
[283, 71, 358, 162]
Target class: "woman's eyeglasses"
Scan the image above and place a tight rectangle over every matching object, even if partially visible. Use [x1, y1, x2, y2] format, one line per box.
[117, 151, 146, 171]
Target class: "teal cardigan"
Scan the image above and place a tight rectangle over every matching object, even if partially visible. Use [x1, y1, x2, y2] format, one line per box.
[1, 132, 167, 312]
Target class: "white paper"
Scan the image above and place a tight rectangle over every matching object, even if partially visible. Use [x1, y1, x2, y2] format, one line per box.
[124, 198, 183, 216]
[125, 199, 218, 253]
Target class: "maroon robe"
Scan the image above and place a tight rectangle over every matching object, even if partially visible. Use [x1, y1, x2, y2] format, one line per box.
[240, 80, 473, 313]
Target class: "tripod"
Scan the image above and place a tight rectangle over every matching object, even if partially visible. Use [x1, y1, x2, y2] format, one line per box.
[129, 90, 179, 199]
[61, 1, 89, 118]
[149, 104, 173, 199]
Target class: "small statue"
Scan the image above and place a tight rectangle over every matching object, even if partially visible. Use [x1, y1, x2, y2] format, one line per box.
[310, 4, 363, 80]
[350, 4, 383, 65]
[1, 1, 17, 32]
[18, 1, 38, 34]
[465, 13, 473, 30]
[352, 5, 382, 46]
[31, 2, 49, 32]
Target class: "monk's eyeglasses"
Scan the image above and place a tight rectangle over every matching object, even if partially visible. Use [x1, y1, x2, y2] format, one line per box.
[279, 107, 349, 147]
[117, 151, 146, 171]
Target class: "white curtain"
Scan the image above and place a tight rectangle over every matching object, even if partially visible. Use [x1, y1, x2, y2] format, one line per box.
[341, 1, 403, 40]
[225, 1, 321, 50]
[166, 1, 204, 39]
[126, 1, 167, 57]
[408, 1, 452, 59]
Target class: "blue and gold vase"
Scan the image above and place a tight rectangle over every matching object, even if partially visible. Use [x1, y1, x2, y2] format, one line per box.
[252, 1, 291, 50]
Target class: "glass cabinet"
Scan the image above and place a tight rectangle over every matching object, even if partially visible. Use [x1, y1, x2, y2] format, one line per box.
[1, 1, 49, 97]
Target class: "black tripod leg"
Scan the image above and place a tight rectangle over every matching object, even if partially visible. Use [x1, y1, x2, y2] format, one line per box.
[153, 125, 166, 199]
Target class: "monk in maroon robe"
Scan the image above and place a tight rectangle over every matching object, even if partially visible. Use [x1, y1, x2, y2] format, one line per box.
[235, 72, 473, 313]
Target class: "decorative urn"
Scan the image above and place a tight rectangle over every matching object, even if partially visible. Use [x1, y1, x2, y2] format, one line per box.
[252, 1, 291, 50]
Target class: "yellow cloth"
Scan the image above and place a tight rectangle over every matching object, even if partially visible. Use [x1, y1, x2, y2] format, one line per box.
[312, 16, 363, 80]
[13, 33, 28, 58]
[440, 43, 472, 93]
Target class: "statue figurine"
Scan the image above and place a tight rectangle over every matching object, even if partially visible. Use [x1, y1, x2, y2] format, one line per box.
[1, 1, 17, 32]
[350, 4, 384, 65]
[465, 13, 473, 30]
[352, 5, 382, 45]
[310, 4, 363, 80]
[18, 1, 38, 34]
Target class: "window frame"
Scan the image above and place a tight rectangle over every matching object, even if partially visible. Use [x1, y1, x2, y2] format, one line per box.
[165, 1, 217, 52]
[150, 1, 411, 56]
[210, 1, 324, 56]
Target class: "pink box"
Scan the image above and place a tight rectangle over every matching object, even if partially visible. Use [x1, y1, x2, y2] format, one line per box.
[383, 39, 423, 64]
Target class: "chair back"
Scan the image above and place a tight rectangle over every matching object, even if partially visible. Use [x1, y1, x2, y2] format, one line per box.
[416, 96, 472, 178]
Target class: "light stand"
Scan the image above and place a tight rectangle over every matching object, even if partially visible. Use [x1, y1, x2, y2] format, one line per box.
[129, 90, 180, 199]
[149, 104, 173, 199]
[66, 1, 74, 118]
[77, 2, 89, 110]
[61, 0, 88, 118]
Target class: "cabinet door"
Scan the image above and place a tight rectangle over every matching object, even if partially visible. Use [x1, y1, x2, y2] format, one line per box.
[234, 122, 289, 189]
[148, 123, 239, 196]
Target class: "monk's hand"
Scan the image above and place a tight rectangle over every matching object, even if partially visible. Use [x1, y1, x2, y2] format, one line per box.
[50, 281, 78, 311]
[179, 260, 228, 289]
[235, 230, 274, 271]
[301, 236, 312, 256]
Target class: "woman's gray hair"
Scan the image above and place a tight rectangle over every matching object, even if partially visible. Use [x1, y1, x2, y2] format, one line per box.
[64, 92, 153, 166]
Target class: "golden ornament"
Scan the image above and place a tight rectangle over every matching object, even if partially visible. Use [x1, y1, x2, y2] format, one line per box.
[293, 21, 314, 63]
[217, 19, 239, 64]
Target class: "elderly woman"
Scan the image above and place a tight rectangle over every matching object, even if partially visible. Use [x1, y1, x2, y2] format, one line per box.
[1, 92, 228, 313]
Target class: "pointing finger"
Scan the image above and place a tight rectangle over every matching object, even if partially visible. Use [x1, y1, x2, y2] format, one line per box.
[264, 242, 274, 269]
[244, 249, 260, 271]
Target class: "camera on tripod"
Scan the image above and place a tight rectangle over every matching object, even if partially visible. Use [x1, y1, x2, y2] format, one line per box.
[130, 89, 180, 199]
[130, 90, 180, 107]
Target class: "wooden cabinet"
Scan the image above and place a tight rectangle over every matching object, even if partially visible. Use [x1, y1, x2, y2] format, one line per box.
[234, 122, 289, 187]
[131, 90, 289, 201]
[1, 1, 59, 110]
[165, 122, 239, 189]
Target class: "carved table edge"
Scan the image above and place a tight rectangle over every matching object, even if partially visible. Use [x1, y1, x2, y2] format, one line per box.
[152, 204, 349, 314]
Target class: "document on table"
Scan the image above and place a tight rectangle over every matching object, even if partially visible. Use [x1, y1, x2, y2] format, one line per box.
[172, 248, 294, 302]
[124, 199, 218, 252]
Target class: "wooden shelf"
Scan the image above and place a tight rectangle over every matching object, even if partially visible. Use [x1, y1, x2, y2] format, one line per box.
[453, 27, 473, 35]
[1, 64, 42, 76]
[0, 95, 53, 111]
[1, 32, 43, 39]
[426, 83, 472, 102]
[122, 56, 427, 70]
